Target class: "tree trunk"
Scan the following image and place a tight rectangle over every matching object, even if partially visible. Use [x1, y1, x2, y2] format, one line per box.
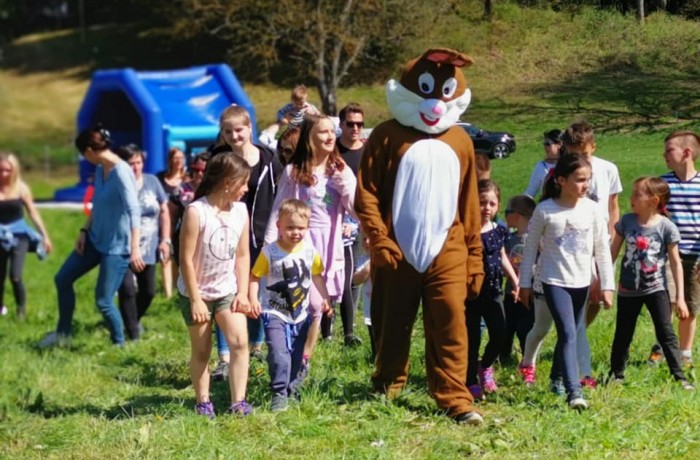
[638, 0, 645, 21]
[484, 0, 493, 20]
[317, 80, 337, 116]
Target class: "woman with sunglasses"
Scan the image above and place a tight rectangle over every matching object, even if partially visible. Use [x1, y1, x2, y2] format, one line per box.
[524, 129, 563, 199]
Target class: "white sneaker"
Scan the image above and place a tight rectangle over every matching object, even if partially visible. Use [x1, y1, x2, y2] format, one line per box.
[37, 332, 70, 349]
[455, 411, 484, 426]
[569, 396, 588, 411]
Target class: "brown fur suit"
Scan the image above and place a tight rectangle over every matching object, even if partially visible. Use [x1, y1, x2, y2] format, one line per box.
[355, 48, 484, 418]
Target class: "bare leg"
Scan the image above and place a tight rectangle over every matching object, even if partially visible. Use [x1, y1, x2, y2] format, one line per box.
[187, 321, 213, 403]
[216, 309, 250, 403]
[161, 259, 173, 298]
[679, 314, 697, 352]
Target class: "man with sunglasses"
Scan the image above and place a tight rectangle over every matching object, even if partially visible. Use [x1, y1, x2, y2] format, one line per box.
[325, 103, 366, 346]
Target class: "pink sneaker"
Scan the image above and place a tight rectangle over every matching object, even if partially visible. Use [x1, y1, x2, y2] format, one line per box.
[580, 376, 598, 389]
[479, 366, 498, 393]
[518, 363, 536, 385]
[468, 384, 483, 401]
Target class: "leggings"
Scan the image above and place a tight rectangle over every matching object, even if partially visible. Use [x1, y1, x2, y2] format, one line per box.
[0, 237, 28, 314]
[466, 291, 506, 386]
[321, 245, 356, 339]
[542, 283, 589, 395]
[521, 293, 594, 378]
[118, 264, 157, 340]
[610, 291, 686, 381]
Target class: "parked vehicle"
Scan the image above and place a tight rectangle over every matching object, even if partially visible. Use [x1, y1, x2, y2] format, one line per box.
[457, 122, 516, 159]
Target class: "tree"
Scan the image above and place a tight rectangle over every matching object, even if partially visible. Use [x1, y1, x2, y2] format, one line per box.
[169, 0, 455, 115]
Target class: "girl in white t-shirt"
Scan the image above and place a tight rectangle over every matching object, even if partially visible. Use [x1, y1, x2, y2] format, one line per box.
[519, 153, 614, 411]
[177, 152, 253, 418]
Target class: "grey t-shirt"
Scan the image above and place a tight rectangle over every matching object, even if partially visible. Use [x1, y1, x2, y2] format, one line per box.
[137, 174, 167, 265]
[615, 213, 680, 297]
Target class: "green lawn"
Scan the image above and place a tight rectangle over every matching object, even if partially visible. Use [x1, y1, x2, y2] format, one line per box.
[3, 134, 700, 458]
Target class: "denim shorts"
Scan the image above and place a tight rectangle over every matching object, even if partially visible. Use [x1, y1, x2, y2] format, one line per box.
[178, 292, 236, 326]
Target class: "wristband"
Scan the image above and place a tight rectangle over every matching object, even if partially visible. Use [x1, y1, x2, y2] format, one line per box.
[161, 238, 172, 245]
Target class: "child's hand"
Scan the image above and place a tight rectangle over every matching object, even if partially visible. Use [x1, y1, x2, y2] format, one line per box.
[191, 299, 210, 323]
[602, 290, 614, 309]
[232, 293, 250, 315]
[519, 288, 533, 307]
[249, 299, 262, 319]
[676, 299, 690, 319]
[512, 286, 520, 303]
[321, 299, 334, 317]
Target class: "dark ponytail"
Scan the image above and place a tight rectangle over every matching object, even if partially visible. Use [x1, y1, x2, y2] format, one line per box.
[541, 153, 590, 201]
[75, 123, 111, 155]
[194, 151, 250, 201]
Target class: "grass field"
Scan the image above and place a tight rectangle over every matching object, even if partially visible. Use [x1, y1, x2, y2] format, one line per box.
[3, 2, 700, 458]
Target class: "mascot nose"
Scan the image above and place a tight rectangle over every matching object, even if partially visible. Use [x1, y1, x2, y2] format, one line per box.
[420, 99, 447, 118]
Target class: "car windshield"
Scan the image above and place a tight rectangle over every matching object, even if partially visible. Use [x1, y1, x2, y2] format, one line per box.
[462, 123, 480, 136]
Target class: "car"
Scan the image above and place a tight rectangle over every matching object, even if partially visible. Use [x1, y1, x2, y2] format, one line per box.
[457, 122, 516, 159]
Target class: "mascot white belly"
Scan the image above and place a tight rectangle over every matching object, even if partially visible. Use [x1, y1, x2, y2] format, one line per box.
[392, 138, 460, 273]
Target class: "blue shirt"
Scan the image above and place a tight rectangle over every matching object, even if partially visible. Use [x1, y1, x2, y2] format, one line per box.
[137, 174, 167, 265]
[89, 162, 140, 255]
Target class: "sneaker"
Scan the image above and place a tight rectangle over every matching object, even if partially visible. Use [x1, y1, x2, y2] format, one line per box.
[647, 344, 665, 365]
[270, 393, 289, 412]
[680, 380, 695, 391]
[580, 376, 598, 389]
[681, 355, 694, 370]
[468, 384, 483, 401]
[454, 411, 483, 426]
[568, 392, 588, 411]
[0, 305, 7, 316]
[211, 361, 229, 381]
[228, 400, 253, 416]
[549, 378, 566, 396]
[37, 331, 70, 349]
[518, 364, 536, 385]
[344, 334, 363, 347]
[479, 366, 498, 393]
[195, 401, 215, 419]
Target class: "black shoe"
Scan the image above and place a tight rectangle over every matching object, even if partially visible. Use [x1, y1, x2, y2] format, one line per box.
[344, 334, 362, 347]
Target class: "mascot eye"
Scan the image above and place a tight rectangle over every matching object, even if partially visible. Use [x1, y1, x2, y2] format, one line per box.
[442, 78, 458, 98]
[418, 73, 435, 94]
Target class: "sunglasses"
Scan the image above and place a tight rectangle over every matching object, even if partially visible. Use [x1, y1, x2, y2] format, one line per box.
[344, 121, 364, 129]
[279, 147, 295, 156]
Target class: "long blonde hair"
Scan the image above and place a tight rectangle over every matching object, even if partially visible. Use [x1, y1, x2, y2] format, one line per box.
[0, 151, 22, 197]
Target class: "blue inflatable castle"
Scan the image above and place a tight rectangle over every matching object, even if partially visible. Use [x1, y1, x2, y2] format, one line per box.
[54, 64, 256, 202]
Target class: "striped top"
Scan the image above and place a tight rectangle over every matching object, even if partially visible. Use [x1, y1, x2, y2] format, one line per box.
[177, 198, 248, 300]
[661, 171, 700, 257]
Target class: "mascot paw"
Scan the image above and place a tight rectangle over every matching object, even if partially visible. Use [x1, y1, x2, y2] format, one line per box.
[371, 239, 403, 269]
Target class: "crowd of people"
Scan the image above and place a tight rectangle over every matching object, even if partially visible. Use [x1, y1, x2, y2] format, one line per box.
[4, 85, 700, 422]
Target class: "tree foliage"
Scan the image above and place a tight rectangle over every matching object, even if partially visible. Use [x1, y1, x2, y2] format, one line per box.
[167, 0, 456, 114]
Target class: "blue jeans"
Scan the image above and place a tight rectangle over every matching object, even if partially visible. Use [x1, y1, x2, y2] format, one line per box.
[263, 314, 311, 397]
[54, 236, 129, 345]
[542, 283, 589, 396]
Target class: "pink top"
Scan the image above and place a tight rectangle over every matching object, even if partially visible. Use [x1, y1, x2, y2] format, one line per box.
[265, 164, 356, 301]
[177, 198, 248, 300]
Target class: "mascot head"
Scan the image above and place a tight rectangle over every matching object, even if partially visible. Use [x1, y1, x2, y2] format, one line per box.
[386, 48, 473, 134]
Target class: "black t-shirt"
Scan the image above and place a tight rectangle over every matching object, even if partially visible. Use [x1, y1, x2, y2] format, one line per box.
[337, 140, 363, 176]
[245, 159, 262, 213]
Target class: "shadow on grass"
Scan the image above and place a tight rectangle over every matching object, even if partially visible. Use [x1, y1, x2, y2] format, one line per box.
[19, 388, 185, 420]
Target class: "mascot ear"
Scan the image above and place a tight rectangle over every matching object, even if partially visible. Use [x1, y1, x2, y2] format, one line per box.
[422, 48, 474, 68]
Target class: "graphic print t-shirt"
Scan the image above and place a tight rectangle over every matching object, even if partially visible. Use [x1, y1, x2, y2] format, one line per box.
[615, 213, 680, 297]
[252, 240, 323, 324]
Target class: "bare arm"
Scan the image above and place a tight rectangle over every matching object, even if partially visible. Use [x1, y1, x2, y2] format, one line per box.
[232, 217, 251, 314]
[312, 274, 332, 315]
[668, 242, 689, 318]
[610, 232, 624, 262]
[180, 206, 208, 323]
[19, 182, 52, 253]
[158, 201, 171, 262]
[608, 194, 620, 239]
